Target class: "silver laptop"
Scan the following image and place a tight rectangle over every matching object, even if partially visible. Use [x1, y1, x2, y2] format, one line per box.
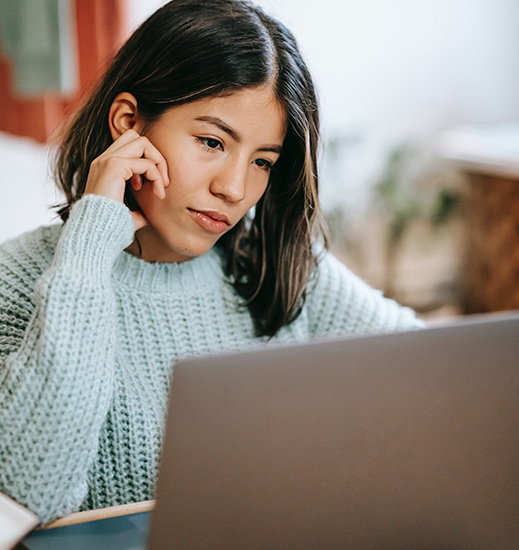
[149, 313, 519, 549]
[20, 313, 519, 549]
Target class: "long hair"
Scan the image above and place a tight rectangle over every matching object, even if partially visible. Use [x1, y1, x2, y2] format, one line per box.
[54, 0, 328, 337]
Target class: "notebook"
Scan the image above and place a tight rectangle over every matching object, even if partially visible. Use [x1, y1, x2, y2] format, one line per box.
[0, 493, 38, 550]
[20, 312, 519, 549]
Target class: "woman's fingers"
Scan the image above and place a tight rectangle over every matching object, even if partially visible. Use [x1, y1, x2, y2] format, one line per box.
[104, 128, 142, 153]
[124, 158, 166, 199]
[108, 130, 170, 188]
[130, 174, 142, 191]
[84, 128, 169, 234]
[86, 146, 168, 201]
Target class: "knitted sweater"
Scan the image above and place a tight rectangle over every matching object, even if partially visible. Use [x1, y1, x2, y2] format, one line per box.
[0, 194, 421, 524]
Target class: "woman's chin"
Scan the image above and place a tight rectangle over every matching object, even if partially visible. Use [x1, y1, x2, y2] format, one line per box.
[142, 233, 218, 264]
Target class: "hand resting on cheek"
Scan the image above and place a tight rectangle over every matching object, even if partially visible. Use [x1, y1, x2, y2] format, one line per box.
[84, 128, 170, 231]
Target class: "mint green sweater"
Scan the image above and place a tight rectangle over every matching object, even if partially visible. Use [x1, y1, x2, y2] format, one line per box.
[0, 194, 421, 524]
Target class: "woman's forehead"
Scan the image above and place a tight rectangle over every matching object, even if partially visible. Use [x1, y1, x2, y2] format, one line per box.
[160, 87, 287, 145]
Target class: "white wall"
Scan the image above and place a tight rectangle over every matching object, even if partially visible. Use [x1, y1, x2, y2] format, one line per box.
[260, 0, 519, 130]
[2, 0, 519, 243]
[0, 133, 61, 244]
[254, 0, 519, 208]
[127, 0, 519, 142]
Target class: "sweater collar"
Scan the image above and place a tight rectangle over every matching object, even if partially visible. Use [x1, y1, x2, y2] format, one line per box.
[112, 247, 226, 293]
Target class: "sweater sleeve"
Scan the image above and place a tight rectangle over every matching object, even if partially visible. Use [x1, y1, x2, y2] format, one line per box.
[306, 251, 424, 337]
[0, 194, 135, 524]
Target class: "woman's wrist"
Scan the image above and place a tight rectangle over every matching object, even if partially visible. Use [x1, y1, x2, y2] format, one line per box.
[53, 194, 135, 280]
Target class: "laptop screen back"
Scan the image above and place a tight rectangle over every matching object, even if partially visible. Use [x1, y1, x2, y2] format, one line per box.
[150, 315, 519, 549]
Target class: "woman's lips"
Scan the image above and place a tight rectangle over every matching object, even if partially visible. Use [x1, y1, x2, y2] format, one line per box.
[188, 208, 231, 234]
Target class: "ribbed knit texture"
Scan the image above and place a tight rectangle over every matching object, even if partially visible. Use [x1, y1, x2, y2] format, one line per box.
[0, 194, 421, 524]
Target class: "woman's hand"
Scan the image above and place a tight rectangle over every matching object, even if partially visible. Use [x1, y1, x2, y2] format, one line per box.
[84, 129, 170, 230]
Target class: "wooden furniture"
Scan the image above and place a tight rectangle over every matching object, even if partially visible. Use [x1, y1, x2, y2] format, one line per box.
[440, 124, 519, 314]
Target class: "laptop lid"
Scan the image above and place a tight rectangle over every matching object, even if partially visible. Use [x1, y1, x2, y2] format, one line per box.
[149, 314, 519, 549]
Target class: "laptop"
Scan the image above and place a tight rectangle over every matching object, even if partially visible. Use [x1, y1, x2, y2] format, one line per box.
[19, 313, 519, 549]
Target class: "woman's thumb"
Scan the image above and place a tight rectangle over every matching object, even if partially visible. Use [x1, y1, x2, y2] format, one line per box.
[131, 210, 149, 232]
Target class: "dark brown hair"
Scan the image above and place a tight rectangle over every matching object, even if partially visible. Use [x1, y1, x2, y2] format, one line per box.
[54, 0, 328, 337]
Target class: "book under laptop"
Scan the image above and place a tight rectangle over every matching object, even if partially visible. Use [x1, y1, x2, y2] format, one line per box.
[15, 312, 519, 549]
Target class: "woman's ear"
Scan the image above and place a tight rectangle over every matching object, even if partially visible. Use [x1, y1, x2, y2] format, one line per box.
[108, 92, 146, 140]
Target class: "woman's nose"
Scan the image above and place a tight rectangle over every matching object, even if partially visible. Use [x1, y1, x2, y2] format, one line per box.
[210, 160, 247, 203]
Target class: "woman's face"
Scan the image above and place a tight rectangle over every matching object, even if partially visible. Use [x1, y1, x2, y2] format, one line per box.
[129, 86, 286, 263]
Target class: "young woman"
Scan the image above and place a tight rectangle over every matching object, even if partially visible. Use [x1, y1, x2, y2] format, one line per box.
[0, 0, 421, 524]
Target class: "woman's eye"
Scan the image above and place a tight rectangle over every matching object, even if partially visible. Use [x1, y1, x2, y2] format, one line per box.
[255, 158, 273, 171]
[197, 137, 222, 150]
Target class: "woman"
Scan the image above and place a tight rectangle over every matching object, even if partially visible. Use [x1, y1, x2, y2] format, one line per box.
[0, 0, 421, 524]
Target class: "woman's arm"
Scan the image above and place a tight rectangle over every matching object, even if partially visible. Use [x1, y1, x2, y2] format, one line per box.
[0, 194, 135, 524]
[306, 251, 424, 338]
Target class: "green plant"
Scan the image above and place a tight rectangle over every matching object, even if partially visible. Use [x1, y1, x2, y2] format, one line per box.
[375, 144, 459, 298]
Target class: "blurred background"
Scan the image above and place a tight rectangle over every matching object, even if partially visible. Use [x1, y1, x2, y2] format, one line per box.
[1, 0, 519, 320]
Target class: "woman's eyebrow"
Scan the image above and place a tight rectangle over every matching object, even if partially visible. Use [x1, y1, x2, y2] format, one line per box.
[194, 115, 282, 154]
[195, 116, 240, 142]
